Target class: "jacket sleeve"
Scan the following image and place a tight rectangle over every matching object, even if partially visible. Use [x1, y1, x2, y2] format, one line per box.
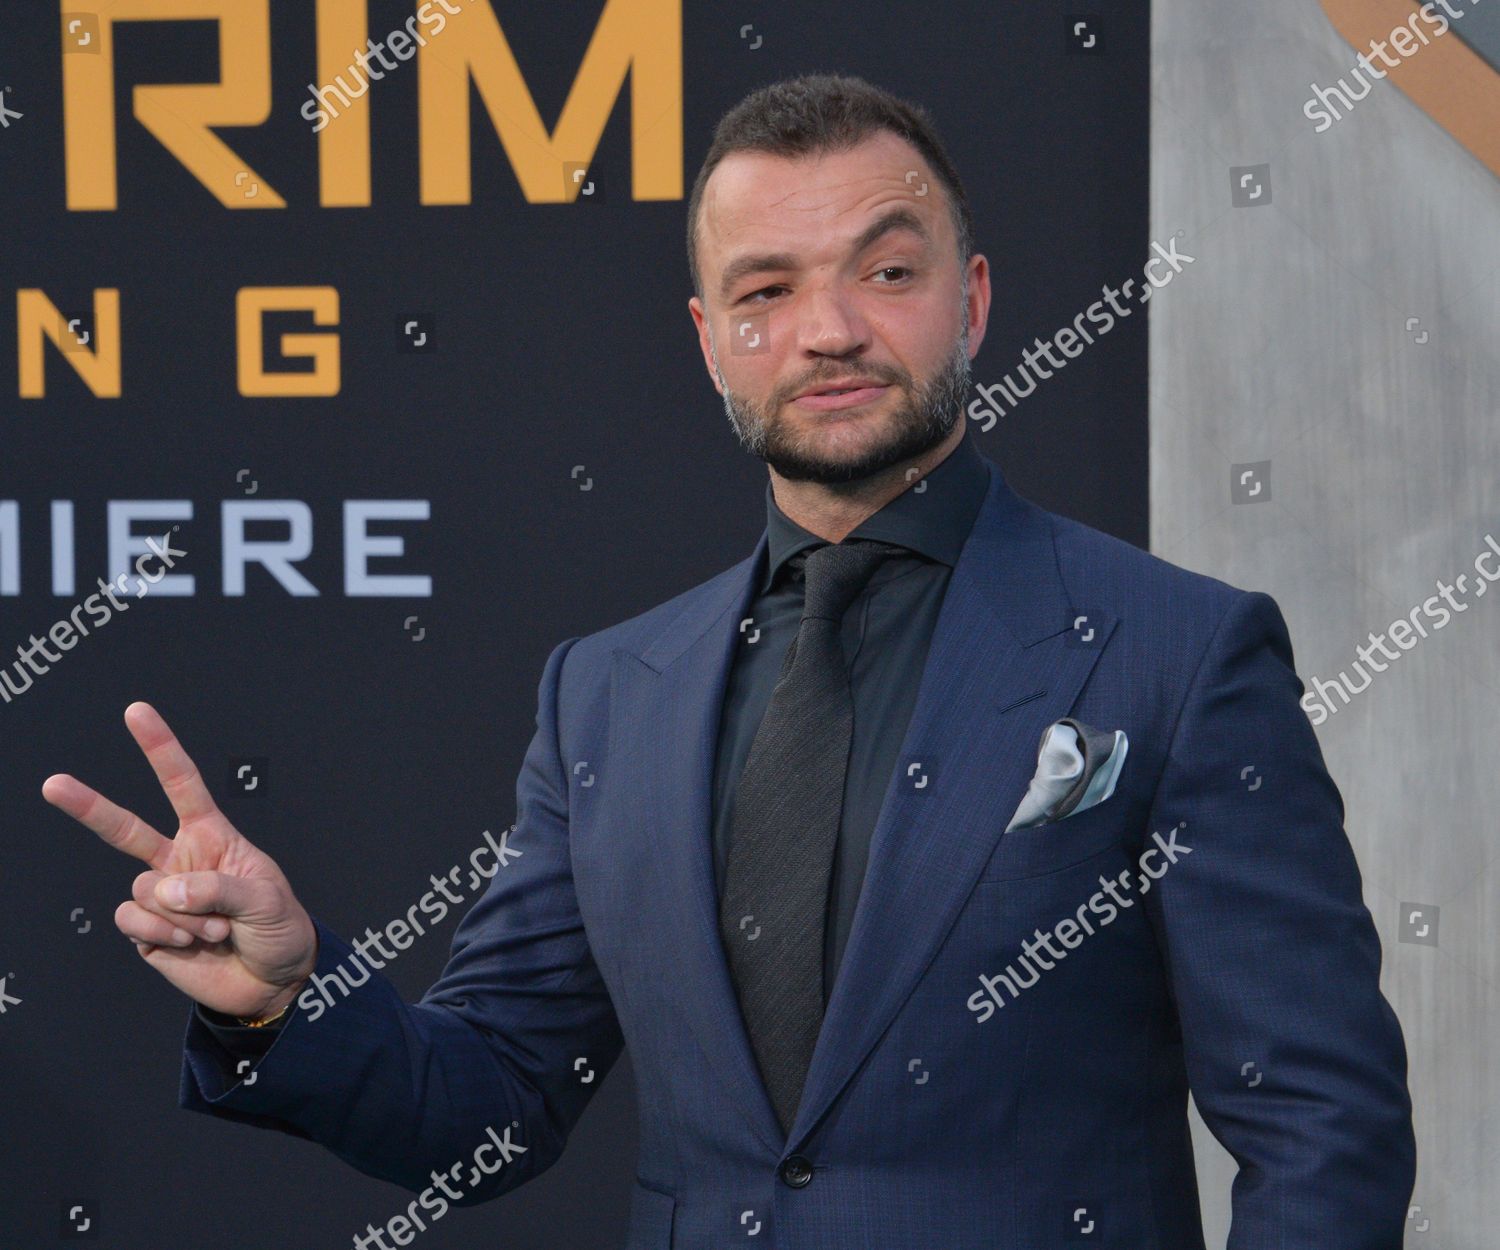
[178, 635, 625, 1203]
[1142, 590, 1414, 1249]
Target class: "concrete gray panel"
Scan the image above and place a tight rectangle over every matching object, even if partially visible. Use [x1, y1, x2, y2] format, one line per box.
[1152, 1, 1500, 1245]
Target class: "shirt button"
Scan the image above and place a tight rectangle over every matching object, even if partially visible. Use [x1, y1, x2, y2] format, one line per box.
[778, 1154, 814, 1188]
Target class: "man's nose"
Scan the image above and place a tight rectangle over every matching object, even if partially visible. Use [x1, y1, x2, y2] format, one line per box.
[793, 283, 868, 357]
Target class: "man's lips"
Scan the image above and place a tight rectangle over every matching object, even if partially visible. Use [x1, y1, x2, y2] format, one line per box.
[791, 384, 891, 411]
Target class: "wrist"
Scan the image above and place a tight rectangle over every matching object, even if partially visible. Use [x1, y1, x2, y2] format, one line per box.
[237, 924, 318, 1026]
[239, 975, 308, 1027]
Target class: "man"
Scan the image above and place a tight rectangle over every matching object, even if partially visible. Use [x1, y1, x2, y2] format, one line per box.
[43, 74, 1414, 1248]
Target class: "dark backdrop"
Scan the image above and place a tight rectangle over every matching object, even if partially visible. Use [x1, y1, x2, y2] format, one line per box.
[0, 2, 1148, 1245]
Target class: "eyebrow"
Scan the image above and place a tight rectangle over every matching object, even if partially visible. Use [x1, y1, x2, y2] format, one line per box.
[716, 205, 934, 302]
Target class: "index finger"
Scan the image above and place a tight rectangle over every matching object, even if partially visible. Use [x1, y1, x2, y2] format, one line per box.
[123, 701, 221, 826]
[41, 773, 174, 869]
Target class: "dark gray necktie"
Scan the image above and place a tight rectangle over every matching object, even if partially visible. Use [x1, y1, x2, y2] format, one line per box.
[719, 536, 903, 1136]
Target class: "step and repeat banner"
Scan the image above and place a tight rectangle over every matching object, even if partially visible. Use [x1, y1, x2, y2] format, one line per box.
[1, 3, 1149, 1246]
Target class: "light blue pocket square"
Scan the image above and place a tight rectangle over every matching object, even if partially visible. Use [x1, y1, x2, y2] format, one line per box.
[1005, 717, 1128, 832]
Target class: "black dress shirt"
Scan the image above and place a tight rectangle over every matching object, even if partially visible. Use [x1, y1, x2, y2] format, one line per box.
[198, 424, 991, 1060]
[710, 423, 991, 1004]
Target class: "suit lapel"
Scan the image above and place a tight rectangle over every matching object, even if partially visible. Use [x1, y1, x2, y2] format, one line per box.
[614, 456, 1118, 1153]
[787, 461, 1118, 1143]
[614, 534, 787, 1153]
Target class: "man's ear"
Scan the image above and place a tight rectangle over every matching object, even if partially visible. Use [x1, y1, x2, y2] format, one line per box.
[964, 252, 992, 360]
[687, 296, 725, 396]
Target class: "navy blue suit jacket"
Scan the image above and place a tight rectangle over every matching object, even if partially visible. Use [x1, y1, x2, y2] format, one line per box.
[182, 452, 1415, 1248]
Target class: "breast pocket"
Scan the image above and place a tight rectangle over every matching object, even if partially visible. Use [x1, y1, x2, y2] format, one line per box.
[978, 800, 1131, 882]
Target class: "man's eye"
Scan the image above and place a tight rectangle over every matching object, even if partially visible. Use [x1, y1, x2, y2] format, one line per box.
[873, 266, 913, 283]
[740, 285, 786, 305]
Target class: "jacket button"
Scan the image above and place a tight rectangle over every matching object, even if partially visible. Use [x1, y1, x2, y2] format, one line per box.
[779, 1154, 814, 1188]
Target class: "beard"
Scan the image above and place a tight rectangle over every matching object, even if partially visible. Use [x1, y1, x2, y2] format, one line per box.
[712, 324, 973, 487]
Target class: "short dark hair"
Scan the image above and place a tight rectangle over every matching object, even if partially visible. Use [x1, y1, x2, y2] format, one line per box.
[686, 74, 974, 302]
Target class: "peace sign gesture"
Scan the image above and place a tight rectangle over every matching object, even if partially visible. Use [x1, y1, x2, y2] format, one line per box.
[42, 702, 318, 1021]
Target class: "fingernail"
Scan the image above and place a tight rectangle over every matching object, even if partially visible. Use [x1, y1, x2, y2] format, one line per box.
[205, 918, 229, 941]
[171, 928, 193, 946]
[162, 879, 187, 907]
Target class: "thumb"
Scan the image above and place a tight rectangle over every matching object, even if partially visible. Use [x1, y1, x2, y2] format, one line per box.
[154, 870, 272, 921]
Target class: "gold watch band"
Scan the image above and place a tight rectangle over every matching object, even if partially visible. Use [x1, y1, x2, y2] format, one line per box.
[235, 999, 293, 1028]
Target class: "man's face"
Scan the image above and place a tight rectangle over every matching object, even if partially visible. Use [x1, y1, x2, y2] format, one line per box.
[688, 130, 989, 486]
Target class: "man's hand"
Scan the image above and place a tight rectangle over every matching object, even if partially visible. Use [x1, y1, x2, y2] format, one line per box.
[42, 701, 318, 1021]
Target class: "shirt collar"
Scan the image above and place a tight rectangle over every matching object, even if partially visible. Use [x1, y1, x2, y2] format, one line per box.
[759, 421, 991, 594]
